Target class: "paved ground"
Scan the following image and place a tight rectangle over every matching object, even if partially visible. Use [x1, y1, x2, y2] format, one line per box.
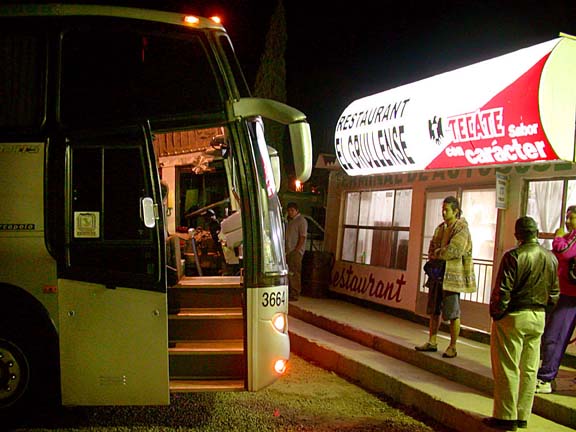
[11, 354, 453, 432]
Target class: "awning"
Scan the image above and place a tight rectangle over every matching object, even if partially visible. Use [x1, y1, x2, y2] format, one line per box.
[334, 34, 576, 176]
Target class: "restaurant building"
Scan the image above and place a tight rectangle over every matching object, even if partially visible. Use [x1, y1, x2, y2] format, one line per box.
[324, 34, 576, 332]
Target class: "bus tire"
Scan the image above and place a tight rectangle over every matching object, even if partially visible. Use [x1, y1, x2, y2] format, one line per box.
[0, 293, 61, 426]
[0, 337, 30, 410]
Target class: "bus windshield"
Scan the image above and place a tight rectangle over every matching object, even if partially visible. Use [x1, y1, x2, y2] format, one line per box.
[60, 21, 223, 125]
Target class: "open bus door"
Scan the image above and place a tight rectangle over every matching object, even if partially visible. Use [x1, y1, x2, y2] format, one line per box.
[54, 123, 170, 406]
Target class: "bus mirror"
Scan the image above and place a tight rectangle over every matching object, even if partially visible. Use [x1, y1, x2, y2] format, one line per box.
[267, 145, 281, 191]
[141, 197, 156, 228]
[289, 121, 312, 182]
[232, 98, 313, 183]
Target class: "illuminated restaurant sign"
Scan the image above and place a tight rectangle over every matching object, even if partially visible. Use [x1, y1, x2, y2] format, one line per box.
[334, 35, 576, 176]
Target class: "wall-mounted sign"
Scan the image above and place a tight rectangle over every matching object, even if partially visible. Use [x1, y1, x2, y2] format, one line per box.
[496, 173, 509, 209]
[334, 35, 576, 176]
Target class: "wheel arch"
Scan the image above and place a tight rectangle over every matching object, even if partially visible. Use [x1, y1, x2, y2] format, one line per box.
[0, 283, 58, 333]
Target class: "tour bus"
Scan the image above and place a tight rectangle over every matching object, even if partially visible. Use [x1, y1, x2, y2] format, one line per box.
[324, 34, 575, 333]
[0, 3, 312, 420]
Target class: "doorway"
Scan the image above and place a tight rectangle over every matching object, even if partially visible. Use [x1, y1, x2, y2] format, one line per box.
[418, 187, 497, 332]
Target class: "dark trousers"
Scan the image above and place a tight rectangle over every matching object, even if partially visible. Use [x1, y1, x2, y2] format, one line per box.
[538, 294, 576, 382]
[287, 250, 303, 299]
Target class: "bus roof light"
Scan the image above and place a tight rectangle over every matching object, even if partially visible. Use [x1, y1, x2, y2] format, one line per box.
[210, 16, 222, 24]
[183, 15, 200, 25]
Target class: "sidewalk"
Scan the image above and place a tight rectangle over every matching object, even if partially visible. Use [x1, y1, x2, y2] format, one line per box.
[288, 296, 576, 431]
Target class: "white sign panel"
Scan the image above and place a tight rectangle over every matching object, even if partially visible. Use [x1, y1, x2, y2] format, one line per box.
[334, 36, 576, 176]
[496, 173, 508, 209]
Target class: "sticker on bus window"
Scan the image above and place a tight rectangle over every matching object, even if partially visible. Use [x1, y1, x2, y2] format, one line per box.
[74, 212, 100, 238]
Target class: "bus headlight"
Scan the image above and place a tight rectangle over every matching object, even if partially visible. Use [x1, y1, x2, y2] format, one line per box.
[272, 313, 287, 333]
[274, 358, 287, 375]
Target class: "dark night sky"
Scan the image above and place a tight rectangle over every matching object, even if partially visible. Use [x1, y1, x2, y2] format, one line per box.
[16, 0, 576, 155]
[221, 0, 575, 155]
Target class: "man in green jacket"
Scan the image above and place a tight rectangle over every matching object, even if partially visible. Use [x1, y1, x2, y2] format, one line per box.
[416, 195, 476, 359]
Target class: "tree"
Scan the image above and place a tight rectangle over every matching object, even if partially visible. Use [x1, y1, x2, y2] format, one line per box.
[253, 0, 290, 191]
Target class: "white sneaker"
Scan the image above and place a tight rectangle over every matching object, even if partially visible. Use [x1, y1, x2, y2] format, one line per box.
[535, 379, 552, 394]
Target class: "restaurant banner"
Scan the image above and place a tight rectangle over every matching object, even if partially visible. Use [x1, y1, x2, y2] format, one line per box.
[334, 35, 576, 176]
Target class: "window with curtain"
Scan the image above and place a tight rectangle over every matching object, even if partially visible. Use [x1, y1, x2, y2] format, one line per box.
[526, 178, 576, 249]
[423, 188, 497, 261]
[341, 189, 412, 270]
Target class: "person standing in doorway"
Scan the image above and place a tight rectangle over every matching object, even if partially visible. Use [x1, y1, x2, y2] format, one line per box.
[285, 202, 307, 301]
[536, 205, 576, 394]
[485, 216, 559, 431]
[415, 195, 476, 358]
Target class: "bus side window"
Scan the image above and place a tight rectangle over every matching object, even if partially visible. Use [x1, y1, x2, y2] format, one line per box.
[71, 147, 148, 241]
[0, 28, 46, 130]
[62, 130, 163, 291]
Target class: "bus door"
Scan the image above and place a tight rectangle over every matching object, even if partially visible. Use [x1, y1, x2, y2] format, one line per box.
[55, 124, 169, 406]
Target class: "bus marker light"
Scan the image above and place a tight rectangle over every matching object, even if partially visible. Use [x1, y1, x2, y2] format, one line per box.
[210, 16, 222, 24]
[274, 359, 287, 374]
[272, 313, 287, 333]
[183, 15, 200, 25]
[42, 285, 57, 294]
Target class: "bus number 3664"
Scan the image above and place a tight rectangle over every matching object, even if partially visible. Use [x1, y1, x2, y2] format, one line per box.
[262, 291, 286, 307]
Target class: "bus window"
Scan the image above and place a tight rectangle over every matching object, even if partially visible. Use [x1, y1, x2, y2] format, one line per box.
[0, 27, 46, 130]
[63, 127, 164, 291]
[218, 34, 250, 98]
[247, 119, 286, 276]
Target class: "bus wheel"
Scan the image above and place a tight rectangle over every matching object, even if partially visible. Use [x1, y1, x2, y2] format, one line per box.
[0, 326, 60, 426]
[0, 338, 30, 409]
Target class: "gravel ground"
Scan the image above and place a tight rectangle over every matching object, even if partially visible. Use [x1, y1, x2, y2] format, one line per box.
[12, 354, 454, 432]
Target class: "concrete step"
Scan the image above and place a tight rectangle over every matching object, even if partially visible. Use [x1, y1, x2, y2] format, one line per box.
[288, 296, 576, 431]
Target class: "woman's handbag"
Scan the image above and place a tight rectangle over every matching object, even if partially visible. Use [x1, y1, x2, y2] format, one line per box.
[564, 235, 576, 284]
[568, 257, 576, 284]
[424, 259, 445, 282]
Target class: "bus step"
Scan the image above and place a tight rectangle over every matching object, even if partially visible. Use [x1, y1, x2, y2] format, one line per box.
[169, 339, 243, 355]
[168, 287, 244, 310]
[168, 317, 243, 340]
[169, 351, 244, 378]
[169, 379, 245, 392]
[174, 276, 242, 289]
[169, 307, 243, 319]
